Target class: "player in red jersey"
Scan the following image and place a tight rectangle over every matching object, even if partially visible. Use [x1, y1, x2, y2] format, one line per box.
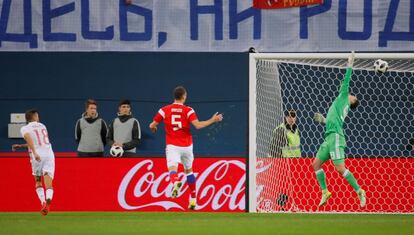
[149, 86, 223, 210]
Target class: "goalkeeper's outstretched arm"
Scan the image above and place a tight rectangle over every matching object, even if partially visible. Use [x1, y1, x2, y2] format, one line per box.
[339, 51, 355, 95]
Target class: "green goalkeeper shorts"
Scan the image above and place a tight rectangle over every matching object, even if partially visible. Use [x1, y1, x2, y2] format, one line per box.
[316, 133, 346, 165]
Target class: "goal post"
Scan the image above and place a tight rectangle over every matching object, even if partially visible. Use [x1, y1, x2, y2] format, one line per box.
[248, 52, 414, 213]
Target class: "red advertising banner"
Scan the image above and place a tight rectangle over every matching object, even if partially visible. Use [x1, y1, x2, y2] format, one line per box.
[253, 0, 323, 9]
[0, 157, 246, 212]
[1, 157, 412, 212]
[257, 158, 414, 213]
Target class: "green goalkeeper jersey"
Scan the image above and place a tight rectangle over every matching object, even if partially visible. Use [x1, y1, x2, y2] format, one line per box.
[324, 67, 353, 138]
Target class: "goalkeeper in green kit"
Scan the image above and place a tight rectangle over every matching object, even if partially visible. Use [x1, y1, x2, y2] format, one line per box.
[312, 51, 366, 208]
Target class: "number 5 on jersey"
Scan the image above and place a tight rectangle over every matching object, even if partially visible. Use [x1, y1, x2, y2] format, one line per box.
[172, 115, 182, 131]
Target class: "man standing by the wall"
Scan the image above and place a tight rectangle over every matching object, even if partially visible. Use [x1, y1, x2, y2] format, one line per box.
[107, 99, 141, 157]
[75, 99, 108, 157]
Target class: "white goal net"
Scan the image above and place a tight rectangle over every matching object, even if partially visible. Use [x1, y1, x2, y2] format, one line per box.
[249, 53, 414, 213]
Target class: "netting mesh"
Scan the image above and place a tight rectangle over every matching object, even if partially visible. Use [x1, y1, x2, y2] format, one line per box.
[255, 57, 414, 213]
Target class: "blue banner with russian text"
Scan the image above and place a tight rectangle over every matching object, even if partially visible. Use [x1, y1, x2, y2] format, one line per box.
[0, 0, 413, 51]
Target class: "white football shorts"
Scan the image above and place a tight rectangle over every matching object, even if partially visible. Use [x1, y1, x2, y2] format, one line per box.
[165, 144, 194, 169]
[30, 155, 55, 179]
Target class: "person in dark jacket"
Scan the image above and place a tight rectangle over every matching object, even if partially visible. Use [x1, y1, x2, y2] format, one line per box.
[107, 99, 141, 157]
[75, 99, 108, 157]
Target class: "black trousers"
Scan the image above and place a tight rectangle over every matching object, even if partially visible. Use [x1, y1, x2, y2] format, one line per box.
[77, 151, 104, 157]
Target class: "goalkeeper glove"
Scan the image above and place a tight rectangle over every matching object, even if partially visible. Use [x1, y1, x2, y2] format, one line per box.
[313, 112, 326, 124]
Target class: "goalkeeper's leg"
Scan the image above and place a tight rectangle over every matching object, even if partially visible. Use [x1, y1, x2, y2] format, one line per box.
[334, 161, 366, 208]
[313, 143, 332, 206]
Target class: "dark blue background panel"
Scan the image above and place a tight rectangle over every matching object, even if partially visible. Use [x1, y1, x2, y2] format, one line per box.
[0, 52, 248, 156]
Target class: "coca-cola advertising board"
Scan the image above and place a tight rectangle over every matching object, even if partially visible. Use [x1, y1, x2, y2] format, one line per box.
[2, 157, 412, 212]
[0, 157, 246, 212]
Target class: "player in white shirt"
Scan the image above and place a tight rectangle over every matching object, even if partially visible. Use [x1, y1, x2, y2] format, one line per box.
[12, 109, 55, 215]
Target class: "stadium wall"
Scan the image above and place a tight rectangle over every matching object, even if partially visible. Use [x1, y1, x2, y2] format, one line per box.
[0, 52, 412, 157]
[0, 52, 249, 156]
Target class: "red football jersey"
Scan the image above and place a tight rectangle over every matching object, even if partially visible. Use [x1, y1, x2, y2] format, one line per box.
[153, 103, 198, 147]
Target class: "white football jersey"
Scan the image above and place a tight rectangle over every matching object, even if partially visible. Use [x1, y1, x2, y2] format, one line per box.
[20, 122, 54, 159]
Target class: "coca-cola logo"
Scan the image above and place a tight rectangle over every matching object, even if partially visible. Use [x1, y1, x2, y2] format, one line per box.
[256, 159, 272, 174]
[118, 159, 246, 211]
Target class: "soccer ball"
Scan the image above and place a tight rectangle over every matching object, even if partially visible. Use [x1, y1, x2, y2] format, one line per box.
[374, 59, 389, 73]
[110, 146, 124, 157]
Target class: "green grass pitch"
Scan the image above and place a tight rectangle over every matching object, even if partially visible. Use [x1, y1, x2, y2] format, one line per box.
[0, 212, 413, 235]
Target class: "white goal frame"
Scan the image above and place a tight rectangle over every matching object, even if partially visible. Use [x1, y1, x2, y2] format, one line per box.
[248, 52, 414, 213]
